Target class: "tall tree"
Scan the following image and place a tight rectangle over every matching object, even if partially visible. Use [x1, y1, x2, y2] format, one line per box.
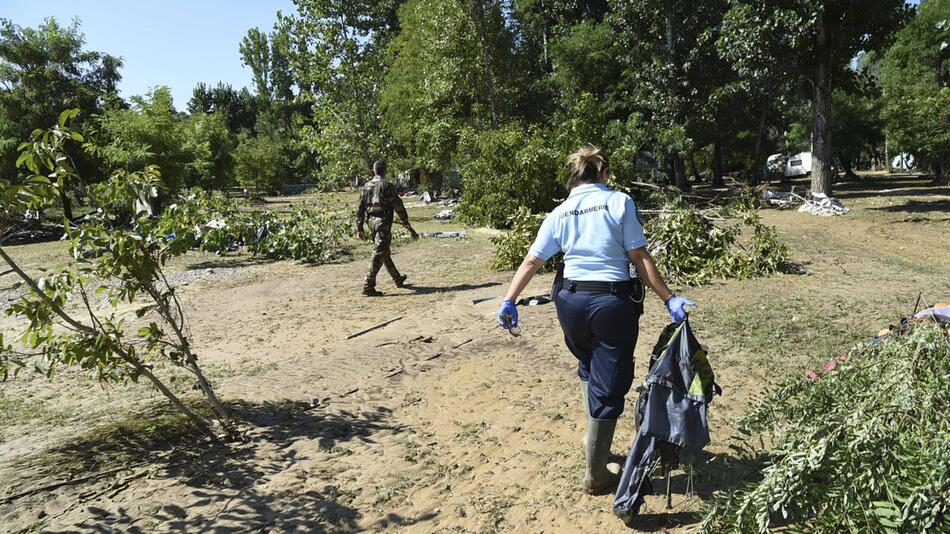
[92, 87, 190, 190]
[0, 18, 122, 218]
[881, 0, 950, 179]
[187, 82, 258, 133]
[283, 0, 403, 182]
[381, 0, 518, 170]
[720, 0, 911, 196]
[610, 0, 732, 190]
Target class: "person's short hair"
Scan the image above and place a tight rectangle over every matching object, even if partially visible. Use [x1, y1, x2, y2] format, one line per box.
[374, 160, 388, 176]
[566, 144, 608, 189]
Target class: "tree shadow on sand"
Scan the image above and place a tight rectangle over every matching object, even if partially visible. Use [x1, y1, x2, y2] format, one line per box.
[8, 399, 435, 533]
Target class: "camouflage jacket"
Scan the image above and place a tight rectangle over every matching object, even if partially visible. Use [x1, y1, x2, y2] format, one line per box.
[356, 176, 409, 228]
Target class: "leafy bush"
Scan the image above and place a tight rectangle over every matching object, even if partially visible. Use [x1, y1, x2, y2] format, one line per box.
[490, 195, 792, 285]
[240, 206, 351, 263]
[156, 190, 351, 263]
[701, 323, 950, 533]
[233, 132, 292, 193]
[489, 207, 560, 272]
[648, 198, 793, 285]
[457, 125, 563, 228]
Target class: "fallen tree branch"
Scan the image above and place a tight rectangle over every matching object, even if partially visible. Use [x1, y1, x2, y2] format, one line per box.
[346, 315, 404, 340]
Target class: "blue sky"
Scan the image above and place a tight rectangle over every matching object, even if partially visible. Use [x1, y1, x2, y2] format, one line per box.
[1, 0, 296, 110]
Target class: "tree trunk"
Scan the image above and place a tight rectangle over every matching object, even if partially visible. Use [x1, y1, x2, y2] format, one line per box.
[810, 16, 834, 196]
[673, 156, 689, 191]
[713, 139, 724, 186]
[59, 189, 74, 221]
[838, 151, 858, 180]
[690, 156, 701, 183]
[467, 1, 499, 129]
[752, 107, 767, 184]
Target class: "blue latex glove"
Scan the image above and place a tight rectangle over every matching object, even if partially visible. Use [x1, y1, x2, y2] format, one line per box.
[498, 300, 519, 329]
[666, 295, 695, 324]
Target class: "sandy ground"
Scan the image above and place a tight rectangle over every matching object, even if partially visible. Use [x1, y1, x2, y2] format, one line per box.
[0, 174, 948, 533]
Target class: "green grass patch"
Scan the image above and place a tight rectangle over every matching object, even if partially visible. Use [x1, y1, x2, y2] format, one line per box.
[0, 394, 71, 429]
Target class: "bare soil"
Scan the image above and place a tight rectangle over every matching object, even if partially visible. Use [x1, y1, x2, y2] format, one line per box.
[1, 173, 948, 533]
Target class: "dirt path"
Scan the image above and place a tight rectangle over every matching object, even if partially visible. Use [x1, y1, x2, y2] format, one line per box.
[1, 176, 948, 533]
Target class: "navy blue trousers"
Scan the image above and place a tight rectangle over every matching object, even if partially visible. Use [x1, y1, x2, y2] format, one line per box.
[555, 288, 641, 420]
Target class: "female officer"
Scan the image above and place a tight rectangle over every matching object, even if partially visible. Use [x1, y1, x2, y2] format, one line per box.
[496, 144, 693, 494]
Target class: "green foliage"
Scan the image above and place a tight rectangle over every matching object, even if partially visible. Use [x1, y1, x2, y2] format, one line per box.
[89, 87, 190, 189]
[489, 207, 559, 272]
[490, 194, 792, 285]
[381, 0, 520, 171]
[881, 0, 950, 176]
[156, 189, 351, 263]
[187, 82, 258, 133]
[649, 197, 792, 285]
[243, 206, 351, 263]
[284, 0, 402, 183]
[701, 324, 950, 533]
[1, 114, 229, 433]
[181, 112, 236, 189]
[0, 18, 121, 189]
[457, 125, 563, 228]
[233, 132, 291, 192]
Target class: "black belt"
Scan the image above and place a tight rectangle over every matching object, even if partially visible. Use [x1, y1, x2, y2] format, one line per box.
[564, 278, 640, 294]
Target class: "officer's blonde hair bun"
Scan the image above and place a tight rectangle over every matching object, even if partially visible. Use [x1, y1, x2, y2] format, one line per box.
[566, 144, 608, 189]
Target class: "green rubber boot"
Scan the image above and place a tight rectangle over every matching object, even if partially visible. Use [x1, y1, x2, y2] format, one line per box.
[584, 417, 621, 495]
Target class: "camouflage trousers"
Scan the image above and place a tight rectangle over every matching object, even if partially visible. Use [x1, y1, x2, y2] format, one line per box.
[364, 217, 401, 290]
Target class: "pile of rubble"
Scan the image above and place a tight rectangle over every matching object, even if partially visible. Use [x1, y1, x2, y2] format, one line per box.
[763, 189, 850, 216]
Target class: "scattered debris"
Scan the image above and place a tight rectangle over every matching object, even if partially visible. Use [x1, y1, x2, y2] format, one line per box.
[345, 315, 404, 340]
[914, 304, 950, 323]
[435, 209, 455, 220]
[420, 191, 433, 204]
[516, 295, 552, 306]
[472, 296, 499, 305]
[452, 338, 473, 349]
[420, 231, 467, 239]
[798, 193, 850, 216]
[762, 188, 807, 208]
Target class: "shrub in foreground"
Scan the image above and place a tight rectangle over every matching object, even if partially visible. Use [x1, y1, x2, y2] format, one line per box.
[701, 323, 949, 533]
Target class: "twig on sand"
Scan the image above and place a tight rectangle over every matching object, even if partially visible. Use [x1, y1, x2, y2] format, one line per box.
[452, 338, 473, 349]
[346, 315, 404, 340]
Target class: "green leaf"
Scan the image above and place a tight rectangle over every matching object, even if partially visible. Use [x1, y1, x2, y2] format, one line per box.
[58, 108, 79, 127]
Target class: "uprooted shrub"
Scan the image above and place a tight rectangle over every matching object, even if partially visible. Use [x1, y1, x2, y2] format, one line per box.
[0, 111, 229, 436]
[156, 191, 352, 263]
[700, 323, 949, 533]
[648, 197, 793, 285]
[490, 195, 793, 285]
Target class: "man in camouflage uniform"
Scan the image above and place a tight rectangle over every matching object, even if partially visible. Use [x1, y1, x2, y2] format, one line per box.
[356, 160, 419, 296]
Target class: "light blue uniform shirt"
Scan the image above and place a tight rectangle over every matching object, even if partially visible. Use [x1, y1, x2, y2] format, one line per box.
[528, 183, 647, 282]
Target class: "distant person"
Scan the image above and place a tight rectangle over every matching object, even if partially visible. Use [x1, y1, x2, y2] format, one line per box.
[496, 145, 693, 494]
[356, 160, 419, 297]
